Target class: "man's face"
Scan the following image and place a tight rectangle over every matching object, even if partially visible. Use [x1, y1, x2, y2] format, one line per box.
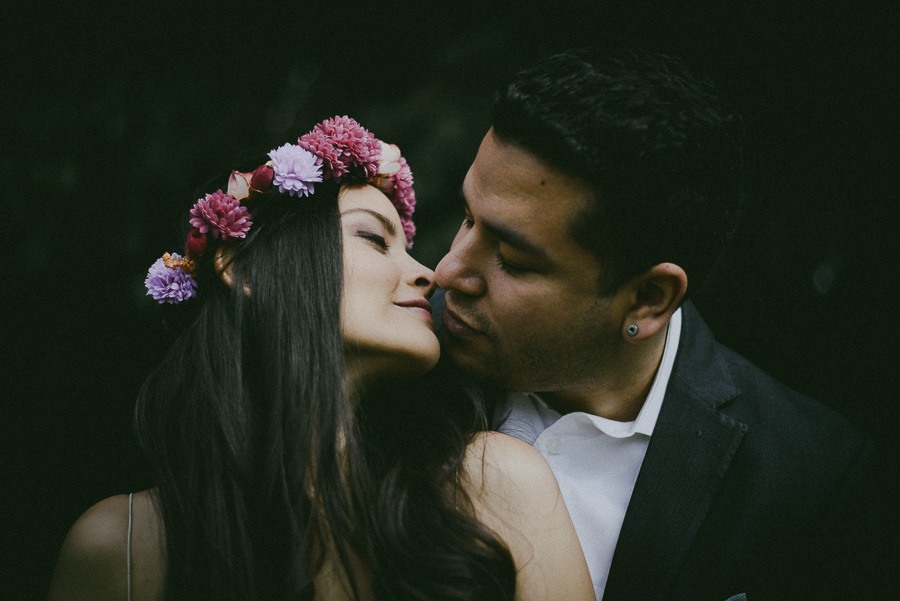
[435, 129, 620, 391]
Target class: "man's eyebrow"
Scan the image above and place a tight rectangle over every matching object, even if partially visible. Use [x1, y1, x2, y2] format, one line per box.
[341, 208, 398, 238]
[483, 220, 549, 261]
[459, 186, 549, 262]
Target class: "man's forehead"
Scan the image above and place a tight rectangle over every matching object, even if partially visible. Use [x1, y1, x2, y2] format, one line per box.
[471, 131, 566, 195]
[466, 136, 593, 229]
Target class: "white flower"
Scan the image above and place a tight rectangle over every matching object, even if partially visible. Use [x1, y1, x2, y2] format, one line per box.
[377, 141, 403, 176]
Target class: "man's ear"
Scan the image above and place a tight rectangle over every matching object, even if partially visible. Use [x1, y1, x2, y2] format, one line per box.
[618, 262, 687, 342]
[214, 246, 251, 297]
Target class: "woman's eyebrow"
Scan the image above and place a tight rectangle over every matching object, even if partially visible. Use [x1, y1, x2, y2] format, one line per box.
[341, 208, 398, 238]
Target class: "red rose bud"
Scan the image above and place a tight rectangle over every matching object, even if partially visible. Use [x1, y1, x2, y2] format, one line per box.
[249, 164, 274, 192]
[185, 228, 208, 258]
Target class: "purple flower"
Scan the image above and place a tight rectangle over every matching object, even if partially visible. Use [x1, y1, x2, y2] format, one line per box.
[145, 253, 197, 304]
[189, 190, 252, 240]
[268, 143, 323, 197]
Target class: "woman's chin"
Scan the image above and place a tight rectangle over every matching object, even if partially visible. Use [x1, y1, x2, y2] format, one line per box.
[385, 344, 441, 380]
[345, 341, 441, 387]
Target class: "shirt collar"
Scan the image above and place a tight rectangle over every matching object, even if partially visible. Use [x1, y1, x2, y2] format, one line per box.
[554, 306, 681, 438]
[632, 306, 681, 436]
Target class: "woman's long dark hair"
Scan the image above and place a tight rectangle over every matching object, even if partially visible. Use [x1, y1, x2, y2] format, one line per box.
[134, 181, 515, 600]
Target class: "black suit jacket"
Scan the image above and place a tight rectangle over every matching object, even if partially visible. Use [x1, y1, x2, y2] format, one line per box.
[602, 302, 884, 601]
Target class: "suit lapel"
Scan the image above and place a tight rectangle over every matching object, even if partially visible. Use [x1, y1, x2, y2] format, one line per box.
[603, 304, 748, 601]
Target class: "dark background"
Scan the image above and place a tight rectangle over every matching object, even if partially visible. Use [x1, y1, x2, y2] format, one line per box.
[3, 2, 898, 599]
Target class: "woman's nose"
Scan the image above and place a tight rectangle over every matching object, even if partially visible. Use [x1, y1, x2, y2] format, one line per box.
[407, 258, 437, 298]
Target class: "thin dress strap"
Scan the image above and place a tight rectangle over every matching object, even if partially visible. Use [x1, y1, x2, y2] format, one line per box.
[127, 492, 133, 601]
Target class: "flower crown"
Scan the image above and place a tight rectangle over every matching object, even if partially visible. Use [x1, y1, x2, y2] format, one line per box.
[145, 116, 417, 304]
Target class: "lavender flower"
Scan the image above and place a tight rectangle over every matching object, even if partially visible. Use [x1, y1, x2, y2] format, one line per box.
[145, 253, 197, 304]
[268, 143, 323, 197]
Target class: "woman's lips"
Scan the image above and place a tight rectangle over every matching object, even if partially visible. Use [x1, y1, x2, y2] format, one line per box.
[395, 299, 434, 326]
[442, 304, 483, 338]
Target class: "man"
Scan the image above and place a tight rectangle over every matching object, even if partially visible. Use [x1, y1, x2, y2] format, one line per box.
[434, 49, 882, 601]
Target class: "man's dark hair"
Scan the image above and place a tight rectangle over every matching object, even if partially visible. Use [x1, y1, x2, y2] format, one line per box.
[492, 48, 744, 296]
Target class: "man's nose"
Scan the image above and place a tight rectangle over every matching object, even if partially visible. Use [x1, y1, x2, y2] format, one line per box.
[435, 234, 486, 297]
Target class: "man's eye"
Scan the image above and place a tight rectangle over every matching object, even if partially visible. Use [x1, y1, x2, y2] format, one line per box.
[358, 231, 388, 250]
[497, 254, 530, 275]
[461, 216, 474, 230]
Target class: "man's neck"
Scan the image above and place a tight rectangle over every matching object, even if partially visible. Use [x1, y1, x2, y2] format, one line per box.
[542, 327, 668, 422]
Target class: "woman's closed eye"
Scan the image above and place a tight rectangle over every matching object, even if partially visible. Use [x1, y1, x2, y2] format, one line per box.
[358, 230, 389, 250]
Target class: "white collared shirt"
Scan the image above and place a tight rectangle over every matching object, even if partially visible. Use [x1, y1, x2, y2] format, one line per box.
[496, 308, 682, 600]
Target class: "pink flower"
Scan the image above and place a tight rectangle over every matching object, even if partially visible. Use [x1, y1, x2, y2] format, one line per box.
[299, 116, 380, 181]
[367, 140, 417, 248]
[401, 219, 416, 248]
[227, 165, 276, 201]
[184, 228, 208, 258]
[189, 190, 252, 240]
[268, 144, 323, 197]
[227, 170, 252, 201]
[362, 134, 382, 179]
[298, 129, 345, 179]
[390, 159, 416, 216]
[389, 159, 416, 248]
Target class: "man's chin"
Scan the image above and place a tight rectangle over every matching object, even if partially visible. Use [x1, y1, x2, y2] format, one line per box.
[443, 335, 509, 384]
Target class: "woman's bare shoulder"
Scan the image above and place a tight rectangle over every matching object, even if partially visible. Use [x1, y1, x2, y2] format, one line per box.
[463, 431, 561, 507]
[46, 494, 131, 600]
[462, 432, 594, 601]
[47, 490, 162, 601]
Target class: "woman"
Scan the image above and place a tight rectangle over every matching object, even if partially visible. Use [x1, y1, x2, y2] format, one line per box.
[47, 117, 592, 601]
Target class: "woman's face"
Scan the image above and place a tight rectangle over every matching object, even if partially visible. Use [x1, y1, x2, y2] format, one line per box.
[339, 185, 440, 383]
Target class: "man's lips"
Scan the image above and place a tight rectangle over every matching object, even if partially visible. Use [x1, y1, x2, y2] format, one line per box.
[442, 303, 483, 338]
[395, 299, 434, 325]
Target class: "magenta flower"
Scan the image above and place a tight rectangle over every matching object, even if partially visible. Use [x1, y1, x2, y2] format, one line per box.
[189, 190, 252, 240]
[268, 143, 323, 197]
[184, 228, 208, 258]
[299, 116, 379, 181]
[145, 253, 197, 304]
[249, 164, 274, 192]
